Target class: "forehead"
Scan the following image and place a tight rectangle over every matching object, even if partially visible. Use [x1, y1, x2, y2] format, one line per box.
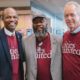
[33, 17, 46, 24]
[3, 8, 17, 17]
[33, 21, 47, 26]
[64, 5, 77, 15]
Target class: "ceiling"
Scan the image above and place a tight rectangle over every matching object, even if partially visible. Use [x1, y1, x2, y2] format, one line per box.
[31, 0, 80, 19]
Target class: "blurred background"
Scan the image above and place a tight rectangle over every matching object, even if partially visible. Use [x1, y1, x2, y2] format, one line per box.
[0, 0, 80, 37]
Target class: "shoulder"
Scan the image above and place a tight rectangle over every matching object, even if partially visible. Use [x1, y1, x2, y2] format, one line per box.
[63, 31, 70, 37]
[22, 33, 35, 43]
[16, 31, 22, 38]
[50, 33, 62, 44]
[62, 31, 70, 40]
[0, 28, 5, 34]
[0, 28, 6, 39]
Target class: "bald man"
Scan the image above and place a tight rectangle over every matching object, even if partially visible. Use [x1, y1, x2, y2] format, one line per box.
[0, 7, 26, 80]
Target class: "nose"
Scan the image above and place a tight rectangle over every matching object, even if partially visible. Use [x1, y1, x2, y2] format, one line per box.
[37, 25, 43, 31]
[9, 17, 15, 21]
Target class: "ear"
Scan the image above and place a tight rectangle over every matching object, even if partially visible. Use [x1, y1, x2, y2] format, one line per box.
[1, 15, 4, 20]
[1, 11, 4, 20]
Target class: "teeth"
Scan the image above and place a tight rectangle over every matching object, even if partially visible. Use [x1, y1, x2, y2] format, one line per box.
[10, 22, 15, 25]
[9, 22, 15, 26]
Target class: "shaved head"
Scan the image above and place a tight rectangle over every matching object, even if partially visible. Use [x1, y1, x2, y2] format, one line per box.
[2, 7, 18, 19]
[2, 7, 18, 32]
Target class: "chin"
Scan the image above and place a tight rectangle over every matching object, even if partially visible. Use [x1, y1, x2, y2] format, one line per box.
[70, 27, 75, 32]
[9, 28, 15, 32]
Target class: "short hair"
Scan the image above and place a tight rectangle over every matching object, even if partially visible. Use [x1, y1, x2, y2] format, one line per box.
[32, 16, 47, 24]
[64, 1, 80, 15]
[2, 7, 18, 20]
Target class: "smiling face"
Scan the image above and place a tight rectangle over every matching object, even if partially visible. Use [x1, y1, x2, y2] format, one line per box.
[64, 4, 80, 32]
[3, 8, 18, 32]
[33, 16, 48, 41]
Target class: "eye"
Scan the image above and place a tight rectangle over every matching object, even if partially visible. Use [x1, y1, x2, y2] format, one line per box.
[13, 16, 18, 19]
[5, 16, 11, 19]
[64, 13, 76, 18]
[64, 14, 68, 18]
[70, 13, 75, 17]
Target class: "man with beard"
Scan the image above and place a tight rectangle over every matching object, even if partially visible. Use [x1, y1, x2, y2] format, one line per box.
[0, 7, 26, 80]
[22, 16, 62, 80]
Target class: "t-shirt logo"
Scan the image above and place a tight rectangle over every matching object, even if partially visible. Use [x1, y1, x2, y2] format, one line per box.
[36, 47, 52, 59]
[62, 41, 80, 56]
[10, 48, 19, 60]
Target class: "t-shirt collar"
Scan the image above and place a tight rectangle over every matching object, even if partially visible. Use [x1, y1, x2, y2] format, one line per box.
[4, 28, 15, 36]
[71, 26, 80, 34]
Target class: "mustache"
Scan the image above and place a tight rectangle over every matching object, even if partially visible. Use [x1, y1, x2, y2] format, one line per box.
[33, 28, 47, 37]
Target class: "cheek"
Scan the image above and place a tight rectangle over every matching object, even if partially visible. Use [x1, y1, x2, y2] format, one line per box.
[14, 19, 18, 25]
[64, 17, 69, 21]
[3, 21, 9, 26]
[75, 17, 80, 23]
[33, 26, 37, 30]
[15, 20, 18, 24]
[65, 19, 69, 24]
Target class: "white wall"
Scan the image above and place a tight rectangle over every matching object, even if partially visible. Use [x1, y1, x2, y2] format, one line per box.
[0, 0, 30, 7]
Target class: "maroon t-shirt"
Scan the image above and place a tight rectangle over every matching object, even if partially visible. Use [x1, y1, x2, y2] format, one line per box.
[62, 31, 80, 80]
[7, 36, 20, 80]
[36, 33, 52, 80]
